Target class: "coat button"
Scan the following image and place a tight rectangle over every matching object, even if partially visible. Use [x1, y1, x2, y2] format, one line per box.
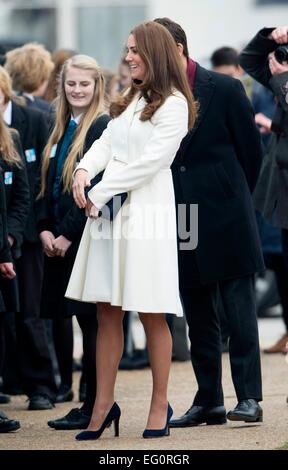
[180, 166, 186, 172]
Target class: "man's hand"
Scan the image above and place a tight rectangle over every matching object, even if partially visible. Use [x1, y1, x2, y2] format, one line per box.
[85, 197, 100, 219]
[39, 230, 56, 257]
[269, 53, 288, 75]
[72, 169, 91, 209]
[255, 112, 272, 134]
[53, 235, 72, 258]
[0, 262, 16, 280]
[8, 235, 15, 247]
[270, 26, 288, 44]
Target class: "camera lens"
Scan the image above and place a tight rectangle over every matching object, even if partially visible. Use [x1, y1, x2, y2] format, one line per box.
[275, 45, 288, 64]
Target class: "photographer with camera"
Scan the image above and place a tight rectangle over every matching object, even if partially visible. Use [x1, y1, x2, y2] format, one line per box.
[239, 28, 288, 358]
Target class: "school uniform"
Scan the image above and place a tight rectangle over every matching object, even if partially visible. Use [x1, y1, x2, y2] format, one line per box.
[37, 113, 111, 318]
[0, 170, 19, 314]
[37, 113, 110, 412]
[0, 138, 29, 392]
[0, 134, 30, 259]
[2, 102, 57, 400]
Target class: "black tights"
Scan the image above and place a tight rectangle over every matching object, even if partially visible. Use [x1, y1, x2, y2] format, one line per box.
[53, 317, 73, 388]
[76, 314, 98, 415]
[265, 251, 288, 331]
[0, 315, 4, 374]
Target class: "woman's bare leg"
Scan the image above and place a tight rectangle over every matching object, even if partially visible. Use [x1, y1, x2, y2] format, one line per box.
[87, 302, 125, 431]
[139, 313, 172, 429]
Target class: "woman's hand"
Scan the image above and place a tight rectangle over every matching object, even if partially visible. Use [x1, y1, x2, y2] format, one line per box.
[85, 197, 100, 219]
[39, 230, 56, 257]
[53, 235, 72, 258]
[0, 262, 16, 280]
[72, 169, 91, 209]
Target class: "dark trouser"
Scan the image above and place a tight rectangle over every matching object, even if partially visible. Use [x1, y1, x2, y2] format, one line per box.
[264, 252, 288, 331]
[181, 283, 223, 406]
[0, 316, 5, 374]
[2, 314, 21, 391]
[181, 275, 262, 406]
[219, 276, 262, 402]
[3, 242, 57, 398]
[76, 314, 98, 415]
[52, 317, 73, 388]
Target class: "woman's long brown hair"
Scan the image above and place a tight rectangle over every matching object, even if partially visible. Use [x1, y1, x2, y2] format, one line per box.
[110, 21, 197, 129]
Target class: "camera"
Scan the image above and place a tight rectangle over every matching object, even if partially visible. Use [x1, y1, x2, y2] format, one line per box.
[275, 44, 288, 64]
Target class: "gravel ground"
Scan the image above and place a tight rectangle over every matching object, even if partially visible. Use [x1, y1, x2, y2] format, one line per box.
[0, 352, 287, 451]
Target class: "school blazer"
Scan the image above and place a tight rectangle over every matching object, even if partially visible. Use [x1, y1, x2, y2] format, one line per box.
[36, 114, 110, 253]
[11, 101, 49, 243]
[0, 171, 12, 264]
[1, 133, 30, 259]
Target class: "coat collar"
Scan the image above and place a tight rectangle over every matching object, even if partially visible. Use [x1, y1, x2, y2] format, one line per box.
[11, 101, 26, 129]
[124, 92, 146, 127]
[178, 64, 215, 158]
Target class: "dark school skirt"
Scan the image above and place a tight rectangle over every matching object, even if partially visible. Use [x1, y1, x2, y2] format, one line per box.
[40, 254, 96, 319]
[0, 276, 19, 314]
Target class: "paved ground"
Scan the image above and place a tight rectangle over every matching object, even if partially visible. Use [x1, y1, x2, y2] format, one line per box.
[0, 317, 287, 450]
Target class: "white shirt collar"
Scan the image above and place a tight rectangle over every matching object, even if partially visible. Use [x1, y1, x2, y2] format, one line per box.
[71, 113, 83, 125]
[23, 92, 35, 102]
[3, 100, 12, 126]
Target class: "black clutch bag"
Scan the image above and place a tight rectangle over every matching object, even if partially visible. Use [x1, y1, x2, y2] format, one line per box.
[98, 192, 128, 220]
[86, 171, 127, 221]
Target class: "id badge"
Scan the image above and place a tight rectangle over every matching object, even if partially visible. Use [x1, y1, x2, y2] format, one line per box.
[50, 144, 57, 159]
[4, 172, 13, 185]
[25, 148, 36, 163]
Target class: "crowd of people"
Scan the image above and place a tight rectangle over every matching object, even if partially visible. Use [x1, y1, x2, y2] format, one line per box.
[0, 18, 288, 440]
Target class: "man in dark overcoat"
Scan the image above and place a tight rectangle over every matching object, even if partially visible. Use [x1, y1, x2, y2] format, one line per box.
[156, 18, 264, 425]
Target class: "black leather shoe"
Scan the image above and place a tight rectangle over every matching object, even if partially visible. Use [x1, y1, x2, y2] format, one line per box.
[47, 408, 91, 430]
[28, 393, 54, 410]
[227, 399, 263, 422]
[0, 392, 11, 404]
[169, 405, 227, 428]
[55, 385, 74, 403]
[0, 411, 20, 433]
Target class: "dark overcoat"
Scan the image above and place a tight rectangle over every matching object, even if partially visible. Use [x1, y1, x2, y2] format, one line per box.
[172, 65, 264, 287]
[239, 28, 288, 230]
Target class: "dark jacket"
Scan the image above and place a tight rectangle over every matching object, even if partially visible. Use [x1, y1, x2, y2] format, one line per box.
[1, 133, 30, 259]
[172, 64, 264, 287]
[37, 114, 110, 319]
[11, 101, 49, 243]
[24, 95, 52, 115]
[36, 114, 110, 256]
[239, 28, 288, 230]
[0, 171, 11, 264]
[0, 170, 20, 313]
[20, 95, 55, 128]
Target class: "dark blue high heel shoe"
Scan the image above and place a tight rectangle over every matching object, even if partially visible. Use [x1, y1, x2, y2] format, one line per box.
[142, 403, 173, 438]
[75, 402, 121, 440]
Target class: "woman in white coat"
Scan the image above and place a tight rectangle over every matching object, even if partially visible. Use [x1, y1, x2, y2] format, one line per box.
[67, 21, 197, 440]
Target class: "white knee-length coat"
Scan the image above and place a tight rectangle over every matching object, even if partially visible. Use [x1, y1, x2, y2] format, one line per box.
[66, 90, 188, 316]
